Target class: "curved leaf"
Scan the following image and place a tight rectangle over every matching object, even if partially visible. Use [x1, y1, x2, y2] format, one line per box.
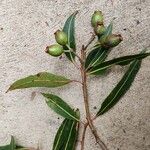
[88, 53, 150, 75]
[53, 117, 79, 150]
[63, 11, 78, 61]
[7, 72, 71, 92]
[97, 59, 142, 116]
[42, 93, 79, 121]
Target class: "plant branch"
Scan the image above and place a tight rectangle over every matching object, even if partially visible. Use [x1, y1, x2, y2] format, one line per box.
[71, 80, 83, 85]
[84, 33, 96, 50]
[81, 123, 88, 150]
[80, 46, 108, 150]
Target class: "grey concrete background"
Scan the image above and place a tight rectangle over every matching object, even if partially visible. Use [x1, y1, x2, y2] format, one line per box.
[0, 0, 150, 149]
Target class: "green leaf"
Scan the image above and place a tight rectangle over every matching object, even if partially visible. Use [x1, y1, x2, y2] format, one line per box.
[16, 147, 38, 150]
[0, 136, 15, 150]
[16, 148, 27, 150]
[85, 22, 113, 70]
[88, 53, 150, 75]
[97, 21, 113, 39]
[0, 137, 36, 150]
[15, 145, 24, 149]
[7, 72, 71, 92]
[42, 93, 79, 121]
[104, 21, 113, 36]
[97, 59, 142, 116]
[85, 46, 109, 69]
[16, 148, 37, 150]
[53, 119, 68, 150]
[53, 117, 79, 150]
[16, 145, 25, 150]
[10, 137, 15, 150]
[0, 145, 10, 150]
[63, 11, 78, 61]
[63, 120, 78, 150]
[15, 145, 26, 150]
[16, 145, 38, 150]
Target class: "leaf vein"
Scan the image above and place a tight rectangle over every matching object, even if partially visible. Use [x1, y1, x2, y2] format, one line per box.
[48, 98, 79, 121]
[100, 60, 139, 114]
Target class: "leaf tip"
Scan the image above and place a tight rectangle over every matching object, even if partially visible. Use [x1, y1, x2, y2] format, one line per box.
[41, 92, 45, 96]
[75, 108, 80, 120]
[41, 93, 49, 102]
[110, 20, 114, 25]
[6, 87, 11, 93]
[96, 112, 102, 116]
[74, 10, 79, 15]
[141, 48, 147, 53]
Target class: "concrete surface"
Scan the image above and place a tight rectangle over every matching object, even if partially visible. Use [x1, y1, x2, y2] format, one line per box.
[0, 0, 150, 149]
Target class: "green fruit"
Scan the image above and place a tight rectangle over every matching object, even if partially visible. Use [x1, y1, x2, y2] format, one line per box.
[45, 44, 64, 57]
[55, 30, 68, 45]
[94, 24, 106, 36]
[91, 11, 104, 27]
[100, 34, 123, 48]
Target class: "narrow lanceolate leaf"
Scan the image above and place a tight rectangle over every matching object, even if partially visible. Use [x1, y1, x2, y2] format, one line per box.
[104, 21, 113, 36]
[85, 46, 109, 69]
[15, 145, 24, 149]
[42, 93, 79, 121]
[16, 148, 37, 150]
[85, 22, 113, 69]
[7, 72, 71, 92]
[0, 136, 15, 150]
[0, 144, 10, 150]
[10, 136, 15, 150]
[97, 59, 142, 116]
[99, 21, 113, 39]
[63, 11, 78, 61]
[88, 53, 150, 75]
[53, 119, 68, 150]
[16, 145, 38, 150]
[63, 120, 78, 150]
[53, 117, 79, 150]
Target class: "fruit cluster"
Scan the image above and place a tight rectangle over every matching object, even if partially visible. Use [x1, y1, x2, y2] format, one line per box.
[91, 11, 123, 48]
[45, 11, 123, 58]
[45, 30, 68, 57]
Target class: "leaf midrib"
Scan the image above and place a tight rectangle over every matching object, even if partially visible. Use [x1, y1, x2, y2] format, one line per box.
[99, 60, 139, 114]
[64, 121, 75, 150]
[47, 97, 79, 121]
[90, 54, 144, 74]
[67, 14, 75, 60]
[10, 79, 70, 90]
[68, 15, 74, 47]
[53, 121, 67, 150]
[88, 50, 105, 69]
